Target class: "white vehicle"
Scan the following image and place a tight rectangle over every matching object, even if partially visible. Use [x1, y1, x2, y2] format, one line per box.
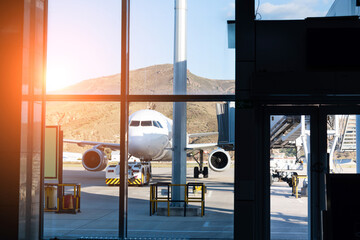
[270, 157, 304, 186]
[64, 108, 233, 179]
[105, 156, 151, 186]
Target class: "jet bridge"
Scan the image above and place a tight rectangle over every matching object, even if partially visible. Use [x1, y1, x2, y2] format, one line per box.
[215, 103, 308, 185]
[270, 114, 356, 173]
[270, 115, 302, 149]
[215, 104, 357, 178]
[216, 103, 308, 160]
[338, 115, 356, 151]
[269, 115, 309, 185]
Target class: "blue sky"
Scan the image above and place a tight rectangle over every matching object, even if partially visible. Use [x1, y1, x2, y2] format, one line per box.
[129, 0, 235, 81]
[46, 0, 335, 91]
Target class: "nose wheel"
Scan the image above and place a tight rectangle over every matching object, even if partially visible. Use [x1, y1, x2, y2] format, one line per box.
[191, 150, 209, 178]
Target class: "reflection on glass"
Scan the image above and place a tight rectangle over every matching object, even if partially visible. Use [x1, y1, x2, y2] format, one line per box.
[46, 0, 121, 94]
[328, 115, 357, 174]
[270, 115, 309, 239]
[43, 102, 120, 238]
[130, 0, 235, 95]
[127, 102, 234, 238]
[327, 0, 360, 17]
[256, 0, 335, 20]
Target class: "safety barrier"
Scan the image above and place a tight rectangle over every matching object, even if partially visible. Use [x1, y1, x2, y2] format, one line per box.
[292, 175, 307, 199]
[150, 182, 205, 217]
[44, 183, 81, 214]
[106, 178, 145, 185]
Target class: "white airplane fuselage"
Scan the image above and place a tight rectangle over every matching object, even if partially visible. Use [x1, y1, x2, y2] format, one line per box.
[65, 106, 232, 173]
[128, 109, 173, 161]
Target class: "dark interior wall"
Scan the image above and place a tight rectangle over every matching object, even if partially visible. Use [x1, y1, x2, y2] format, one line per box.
[0, 1, 45, 239]
[0, 1, 25, 238]
[235, 1, 360, 238]
[253, 18, 360, 96]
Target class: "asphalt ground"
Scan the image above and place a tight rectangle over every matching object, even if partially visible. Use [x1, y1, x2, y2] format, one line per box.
[43, 164, 313, 239]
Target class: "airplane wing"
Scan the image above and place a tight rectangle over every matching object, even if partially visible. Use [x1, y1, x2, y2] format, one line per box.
[186, 132, 218, 150]
[187, 132, 218, 138]
[186, 142, 218, 150]
[63, 139, 120, 151]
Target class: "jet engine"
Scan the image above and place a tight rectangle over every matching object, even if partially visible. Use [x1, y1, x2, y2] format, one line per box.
[82, 148, 108, 171]
[208, 148, 231, 172]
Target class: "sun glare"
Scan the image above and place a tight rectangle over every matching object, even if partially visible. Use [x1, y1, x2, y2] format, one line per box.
[46, 67, 72, 92]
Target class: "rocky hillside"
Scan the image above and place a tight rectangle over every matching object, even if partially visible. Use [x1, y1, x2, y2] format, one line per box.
[50, 64, 235, 95]
[46, 64, 234, 152]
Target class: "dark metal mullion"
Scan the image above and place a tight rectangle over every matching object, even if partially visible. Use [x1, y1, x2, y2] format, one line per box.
[39, 0, 48, 238]
[45, 94, 235, 102]
[45, 95, 122, 102]
[310, 107, 324, 240]
[44, 94, 360, 104]
[128, 94, 235, 102]
[120, 0, 129, 238]
[263, 107, 271, 240]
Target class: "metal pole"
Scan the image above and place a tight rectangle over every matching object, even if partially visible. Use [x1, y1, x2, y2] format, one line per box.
[120, 0, 130, 237]
[301, 115, 309, 164]
[329, 115, 339, 173]
[172, 0, 187, 206]
[356, 115, 360, 173]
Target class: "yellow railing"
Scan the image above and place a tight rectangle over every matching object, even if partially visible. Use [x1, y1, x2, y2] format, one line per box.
[292, 175, 307, 199]
[150, 182, 206, 217]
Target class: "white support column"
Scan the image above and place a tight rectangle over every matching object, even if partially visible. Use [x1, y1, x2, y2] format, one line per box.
[329, 115, 339, 173]
[301, 115, 309, 164]
[172, 0, 187, 206]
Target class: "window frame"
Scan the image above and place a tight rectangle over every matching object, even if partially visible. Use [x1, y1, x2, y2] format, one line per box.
[43, 0, 236, 239]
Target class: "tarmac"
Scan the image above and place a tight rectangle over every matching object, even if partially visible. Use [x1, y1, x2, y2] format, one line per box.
[43, 165, 309, 239]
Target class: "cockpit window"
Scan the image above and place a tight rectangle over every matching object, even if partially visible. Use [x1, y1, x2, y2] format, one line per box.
[141, 121, 152, 127]
[130, 120, 140, 126]
[153, 121, 160, 128]
[157, 121, 163, 128]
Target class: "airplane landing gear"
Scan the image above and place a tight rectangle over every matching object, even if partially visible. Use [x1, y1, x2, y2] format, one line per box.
[191, 150, 208, 178]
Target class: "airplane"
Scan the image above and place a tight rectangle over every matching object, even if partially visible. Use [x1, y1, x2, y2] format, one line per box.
[64, 107, 234, 178]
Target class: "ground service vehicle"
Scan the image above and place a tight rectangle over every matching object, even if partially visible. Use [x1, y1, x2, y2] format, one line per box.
[105, 156, 151, 186]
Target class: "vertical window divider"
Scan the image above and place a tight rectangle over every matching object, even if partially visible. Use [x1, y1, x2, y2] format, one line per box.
[120, 0, 130, 238]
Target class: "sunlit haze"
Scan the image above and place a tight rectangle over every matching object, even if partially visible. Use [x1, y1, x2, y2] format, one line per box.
[46, 0, 121, 92]
[46, 0, 334, 92]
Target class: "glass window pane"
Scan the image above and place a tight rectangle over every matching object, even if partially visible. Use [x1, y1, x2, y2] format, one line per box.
[127, 102, 234, 238]
[43, 102, 120, 238]
[130, 0, 235, 95]
[256, 0, 335, 20]
[270, 115, 309, 239]
[325, 114, 360, 239]
[327, 1, 360, 17]
[46, 0, 121, 95]
[141, 121, 152, 127]
[153, 121, 159, 128]
[328, 115, 356, 174]
[130, 120, 140, 127]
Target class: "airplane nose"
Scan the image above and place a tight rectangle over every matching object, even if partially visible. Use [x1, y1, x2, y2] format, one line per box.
[128, 134, 167, 160]
[129, 136, 152, 159]
[128, 136, 144, 154]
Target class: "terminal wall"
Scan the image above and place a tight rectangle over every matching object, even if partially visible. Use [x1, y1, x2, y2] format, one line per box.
[253, 18, 360, 96]
[235, 1, 360, 238]
[0, 1, 46, 239]
[0, 1, 25, 238]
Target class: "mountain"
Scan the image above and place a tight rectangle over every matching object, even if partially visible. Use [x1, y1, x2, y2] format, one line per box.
[46, 64, 234, 153]
[50, 64, 235, 95]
